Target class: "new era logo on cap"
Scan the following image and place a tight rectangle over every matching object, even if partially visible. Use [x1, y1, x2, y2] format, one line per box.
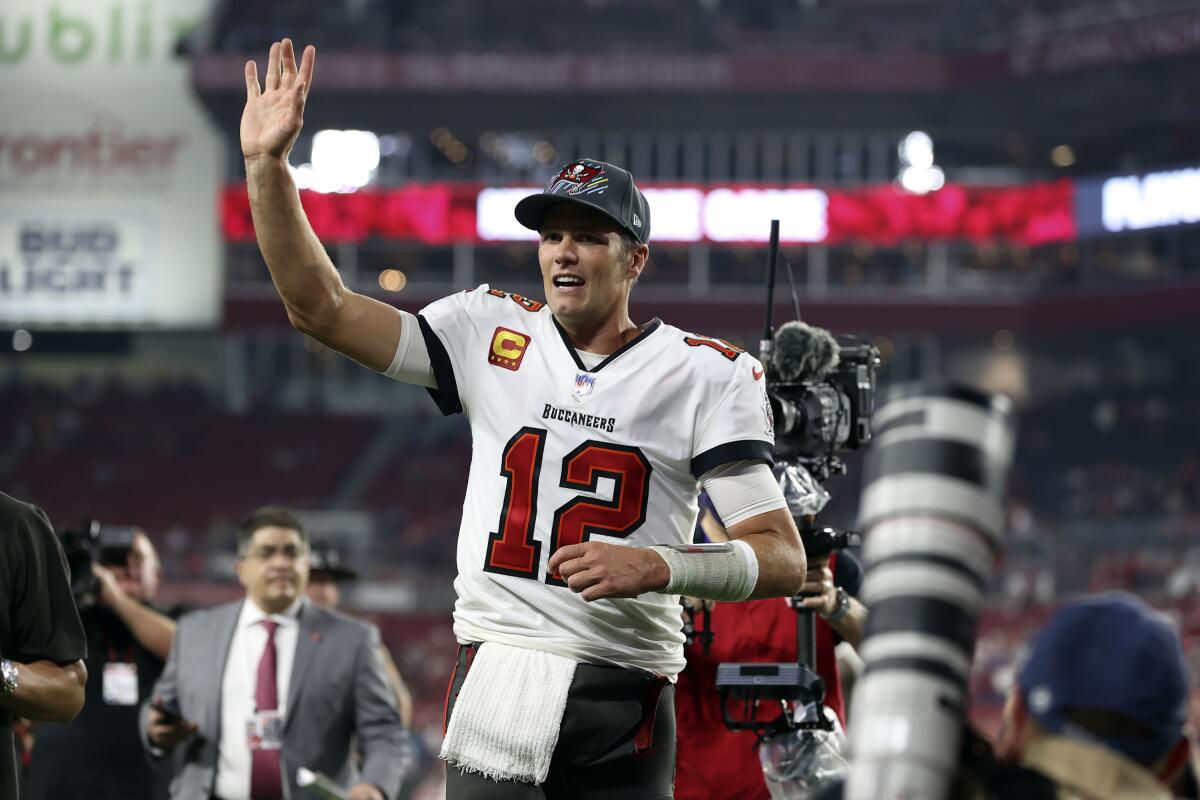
[514, 157, 651, 244]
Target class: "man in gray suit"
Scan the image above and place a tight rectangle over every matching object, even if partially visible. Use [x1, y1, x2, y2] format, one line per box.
[141, 507, 406, 800]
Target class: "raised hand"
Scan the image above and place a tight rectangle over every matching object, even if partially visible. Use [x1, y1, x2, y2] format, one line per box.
[241, 39, 315, 162]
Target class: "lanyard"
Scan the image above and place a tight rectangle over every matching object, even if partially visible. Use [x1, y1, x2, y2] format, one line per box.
[99, 618, 135, 664]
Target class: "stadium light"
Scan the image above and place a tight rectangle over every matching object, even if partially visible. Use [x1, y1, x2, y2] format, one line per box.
[898, 165, 945, 194]
[1050, 145, 1076, 168]
[378, 269, 408, 292]
[898, 131, 934, 170]
[291, 130, 381, 193]
[896, 131, 943, 195]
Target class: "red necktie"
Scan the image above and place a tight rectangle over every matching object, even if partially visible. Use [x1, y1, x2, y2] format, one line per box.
[249, 619, 283, 800]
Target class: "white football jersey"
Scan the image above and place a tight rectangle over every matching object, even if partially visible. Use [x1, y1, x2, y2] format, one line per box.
[418, 285, 774, 677]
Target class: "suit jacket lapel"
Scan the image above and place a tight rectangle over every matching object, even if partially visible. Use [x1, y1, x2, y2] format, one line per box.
[208, 600, 243, 736]
[285, 601, 323, 731]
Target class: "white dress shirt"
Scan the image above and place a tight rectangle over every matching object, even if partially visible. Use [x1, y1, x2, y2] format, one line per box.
[214, 598, 302, 800]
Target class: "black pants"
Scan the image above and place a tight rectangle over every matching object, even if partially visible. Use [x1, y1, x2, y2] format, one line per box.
[444, 644, 676, 800]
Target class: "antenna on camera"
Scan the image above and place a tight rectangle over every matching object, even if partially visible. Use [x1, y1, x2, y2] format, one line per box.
[760, 219, 780, 370]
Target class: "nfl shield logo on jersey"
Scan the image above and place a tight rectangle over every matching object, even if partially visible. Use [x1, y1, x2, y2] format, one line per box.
[573, 372, 596, 400]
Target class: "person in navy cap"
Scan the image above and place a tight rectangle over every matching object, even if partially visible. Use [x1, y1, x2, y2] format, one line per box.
[992, 592, 1192, 800]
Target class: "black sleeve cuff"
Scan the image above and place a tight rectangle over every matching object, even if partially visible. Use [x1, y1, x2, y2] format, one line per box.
[690, 439, 775, 479]
[417, 314, 463, 416]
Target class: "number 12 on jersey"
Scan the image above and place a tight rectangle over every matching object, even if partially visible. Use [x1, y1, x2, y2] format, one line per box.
[484, 427, 652, 585]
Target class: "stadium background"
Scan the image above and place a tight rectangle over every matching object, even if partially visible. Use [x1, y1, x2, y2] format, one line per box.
[2, 0, 1199, 795]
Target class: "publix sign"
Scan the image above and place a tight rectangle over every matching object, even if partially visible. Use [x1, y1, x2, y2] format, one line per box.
[0, 0, 225, 330]
[0, 0, 207, 70]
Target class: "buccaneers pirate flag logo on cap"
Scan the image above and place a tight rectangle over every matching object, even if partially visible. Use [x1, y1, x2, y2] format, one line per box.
[514, 157, 651, 243]
[548, 161, 609, 197]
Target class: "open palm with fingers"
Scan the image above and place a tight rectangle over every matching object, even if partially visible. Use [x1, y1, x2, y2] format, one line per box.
[241, 39, 315, 162]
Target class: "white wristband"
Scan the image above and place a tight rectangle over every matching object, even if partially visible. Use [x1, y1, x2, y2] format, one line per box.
[649, 539, 760, 601]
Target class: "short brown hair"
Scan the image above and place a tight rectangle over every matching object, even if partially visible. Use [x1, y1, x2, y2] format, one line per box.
[616, 231, 639, 263]
[617, 231, 645, 286]
[236, 506, 307, 555]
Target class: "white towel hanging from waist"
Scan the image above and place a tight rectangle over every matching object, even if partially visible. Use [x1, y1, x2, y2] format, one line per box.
[440, 641, 578, 784]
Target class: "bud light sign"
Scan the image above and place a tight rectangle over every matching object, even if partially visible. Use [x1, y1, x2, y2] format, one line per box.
[0, 216, 155, 325]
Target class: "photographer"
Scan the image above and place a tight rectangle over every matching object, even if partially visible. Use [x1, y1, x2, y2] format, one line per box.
[0, 493, 87, 800]
[28, 527, 176, 800]
[675, 495, 867, 800]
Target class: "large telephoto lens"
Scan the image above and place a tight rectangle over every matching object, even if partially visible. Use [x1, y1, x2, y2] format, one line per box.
[846, 384, 1017, 800]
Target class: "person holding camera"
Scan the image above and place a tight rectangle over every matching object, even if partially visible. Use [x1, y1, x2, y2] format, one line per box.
[27, 527, 177, 800]
[0, 493, 88, 800]
[676, 493, 868, 800]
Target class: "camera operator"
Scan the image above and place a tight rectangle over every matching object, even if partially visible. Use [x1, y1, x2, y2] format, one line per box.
[28, 527, 176, 800]
[792, 542, 867, 655]
[0, 493, 87, 800]
[671, 317, 879, 799]
[675, 495, 867, 800]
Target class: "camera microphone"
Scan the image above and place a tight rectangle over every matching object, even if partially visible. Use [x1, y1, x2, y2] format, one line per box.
[772, 321, 839, 383]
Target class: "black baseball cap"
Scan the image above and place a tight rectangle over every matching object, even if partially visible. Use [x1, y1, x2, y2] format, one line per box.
[308, 542, 358, 582]
[514, 158, 651, 244]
